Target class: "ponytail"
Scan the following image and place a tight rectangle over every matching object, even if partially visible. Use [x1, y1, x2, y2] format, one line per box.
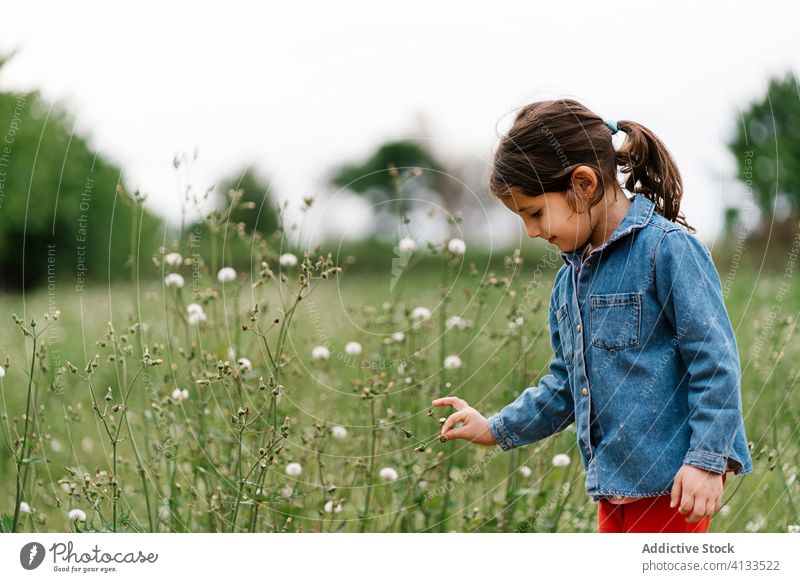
[616, 120, 696, 234]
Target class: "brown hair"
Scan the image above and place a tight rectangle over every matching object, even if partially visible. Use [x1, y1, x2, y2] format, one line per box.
[485, 99, 695, 233]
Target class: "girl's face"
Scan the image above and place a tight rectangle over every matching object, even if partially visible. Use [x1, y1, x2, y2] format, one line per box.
[500, 187, 594, 253]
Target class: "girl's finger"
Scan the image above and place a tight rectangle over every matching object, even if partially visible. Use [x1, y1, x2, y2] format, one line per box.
[678, 491, 695, 517]
[441, 409, 467, 435]
[431, 396, 468, 411]
[443, 425, 468, 441]
[669, 473, 682, 509]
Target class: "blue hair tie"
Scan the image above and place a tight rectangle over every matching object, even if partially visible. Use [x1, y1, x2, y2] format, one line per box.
[603, 119, 619, 135]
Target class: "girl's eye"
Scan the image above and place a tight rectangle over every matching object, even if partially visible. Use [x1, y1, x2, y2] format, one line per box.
[530, 210, 542, 218]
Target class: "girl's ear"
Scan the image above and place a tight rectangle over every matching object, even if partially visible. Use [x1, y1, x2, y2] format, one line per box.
[570, 165, 599, 198]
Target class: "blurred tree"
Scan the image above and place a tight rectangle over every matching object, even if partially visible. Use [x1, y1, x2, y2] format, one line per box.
[0, 53, 161, 291]
[329, 141, 446, 216]
[728, 70, 800, 233]
[215, 166, 279, 235]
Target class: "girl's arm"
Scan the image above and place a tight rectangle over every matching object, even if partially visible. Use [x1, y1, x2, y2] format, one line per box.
[485, 280, 576, 451]
[654, 227, 744, 474]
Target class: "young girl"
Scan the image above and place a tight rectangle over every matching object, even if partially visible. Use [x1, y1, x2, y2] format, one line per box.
[432, 99, 752, 533]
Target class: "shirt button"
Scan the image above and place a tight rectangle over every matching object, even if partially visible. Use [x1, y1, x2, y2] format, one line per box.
[576, 324, 581, 332]
[581, 387, 588, 396]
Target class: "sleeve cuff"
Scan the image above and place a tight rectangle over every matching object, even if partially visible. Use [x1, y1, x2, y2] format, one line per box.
[487, 414, 517, 451]
[683, 449, 728, 474]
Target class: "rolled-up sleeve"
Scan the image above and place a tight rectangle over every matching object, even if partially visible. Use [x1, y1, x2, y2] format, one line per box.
[486, 279, 575, 451]
[654, 228, 743, 474]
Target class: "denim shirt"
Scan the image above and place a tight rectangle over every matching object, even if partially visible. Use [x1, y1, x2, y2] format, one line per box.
[487, 193, 753, 502]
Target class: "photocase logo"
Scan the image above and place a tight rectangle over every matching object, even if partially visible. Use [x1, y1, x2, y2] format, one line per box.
[20, 542, 46, 570]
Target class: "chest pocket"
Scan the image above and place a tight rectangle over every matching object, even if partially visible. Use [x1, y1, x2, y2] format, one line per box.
[589, 292, 642, 350]
[556, 304, 575, 364]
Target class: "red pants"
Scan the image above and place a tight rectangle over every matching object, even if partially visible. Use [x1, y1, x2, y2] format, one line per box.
[598, 472, 727, 533]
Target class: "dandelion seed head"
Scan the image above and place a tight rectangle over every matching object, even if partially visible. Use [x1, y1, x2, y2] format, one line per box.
[68, 508, 87, 523]
[187, 303, 204, 316]
[279, 253, 298, 268]
[331, 425, 348, 440]
[217, 267, 237, 283]
[19, 501, 31, 514]
[552, 454, 571, 467]
[447, 238, 466, 255]
[443, 355, 462, 370]
[171, 388, 189, 402]
[345, 341, 362, 356]
[285, 462, 303, 477]
[164, 273, 185, 288]
[411, 307, 431, 322]
[164, 252, 183, 267]
[519, 466, 532, 478]
[237, 357, 253, 372]
[398, 237, 417, 254]
[379, 467, 399, 482]
[446, 315, 467, 330]
[311, 346, 330, 361]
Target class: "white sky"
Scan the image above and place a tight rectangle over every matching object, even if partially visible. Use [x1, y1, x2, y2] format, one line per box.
[1, 0, 796, 250]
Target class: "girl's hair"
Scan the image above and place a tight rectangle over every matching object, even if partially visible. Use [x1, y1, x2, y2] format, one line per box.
[485, 99, 695, 233]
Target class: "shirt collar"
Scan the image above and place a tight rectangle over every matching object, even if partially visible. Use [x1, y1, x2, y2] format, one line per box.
[561, 193, 655, 268]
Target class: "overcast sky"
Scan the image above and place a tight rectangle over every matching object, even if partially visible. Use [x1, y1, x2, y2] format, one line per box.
[1, 0, 796, 250]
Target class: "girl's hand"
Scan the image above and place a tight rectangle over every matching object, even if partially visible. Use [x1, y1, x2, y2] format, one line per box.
[431, 396, 498, 446]
[670, 464, 724, 523]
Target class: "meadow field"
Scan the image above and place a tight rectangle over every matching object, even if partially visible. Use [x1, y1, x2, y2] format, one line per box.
[1, 231, 798, 533]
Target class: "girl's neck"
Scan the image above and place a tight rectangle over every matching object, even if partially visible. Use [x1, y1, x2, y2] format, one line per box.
[586, 189, 632, 251]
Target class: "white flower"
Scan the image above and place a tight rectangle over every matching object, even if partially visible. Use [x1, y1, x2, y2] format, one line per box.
[509, 316, 525, 329]
[285, 462, 303, 477]
[447, 238, 466, 255]
[217, 267, 237, 283]
[331, 425, 348, 440]
[164, 273, 185, 288]
[237, 357, 253, 372]
[164, 252, 183, 267]
[446, 315, 467, 330]
[411, 307, 431, 322]
[280, 485, 294, 498]
[188, 311, 207, 325]
[519, 466, 532, 478]
[443, 355, 462, 370]
[50, 439, 63, 453]
[171, 388, 189, 402]
[345, 341, 362, 356]
[552, 453, 571, 467]
[379, 467, 399, 482]
[187, 303, 204, 315]
[324, 500, 342, 513]
[68, 508, 87, 523]
[398, 237, 417, 254]
[279, 253, 298, 268]
[719, 505, 731, 517]
[19, 501, 31, 514]
[391, 332, 405, 342]
[788, 524, 800, 533]
[311, 346, 330, 361]
[0, 365, 5, 379]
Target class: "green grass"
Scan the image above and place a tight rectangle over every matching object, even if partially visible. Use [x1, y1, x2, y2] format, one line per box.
[1, 248, 798, 533]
